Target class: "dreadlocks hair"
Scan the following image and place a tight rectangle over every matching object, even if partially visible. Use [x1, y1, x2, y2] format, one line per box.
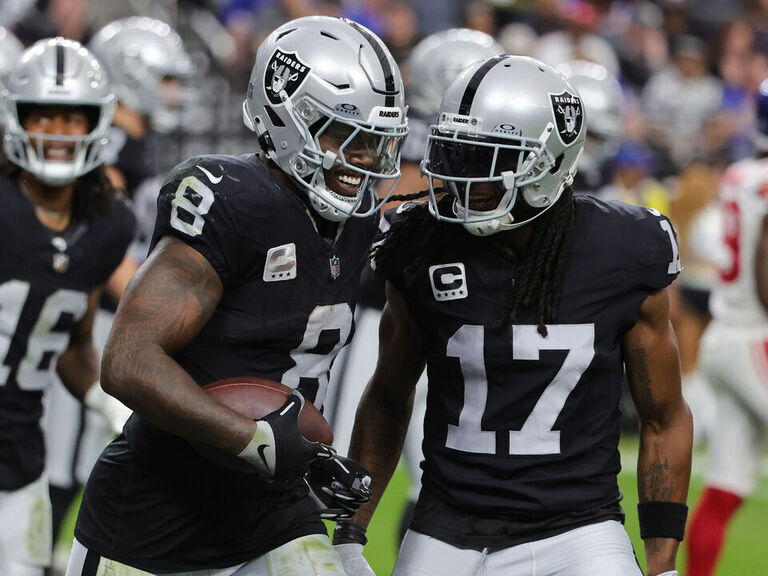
[0, 158, 118, 221]
[372, 186, 576, 337]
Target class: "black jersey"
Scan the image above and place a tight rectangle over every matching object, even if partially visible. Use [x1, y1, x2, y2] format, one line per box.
[376, 195, 681, 549]
[0, 173, 135, 490]
[76, 154, 378, 572]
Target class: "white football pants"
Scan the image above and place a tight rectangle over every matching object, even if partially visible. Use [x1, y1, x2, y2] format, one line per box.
[0, 472, 52, 576]
[65, 534, 347, 576]
[394, 520, 643, 576]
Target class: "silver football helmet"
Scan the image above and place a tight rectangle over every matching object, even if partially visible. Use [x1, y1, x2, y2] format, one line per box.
[1, 38, 117, 186]
[243, 16, 409, 222]
[88, 17, 195, 133]
[0, 27, 23, 81]
[407, 28, 504, 118]
[557, 60, 623, 170]
[423, 55, 585, 236]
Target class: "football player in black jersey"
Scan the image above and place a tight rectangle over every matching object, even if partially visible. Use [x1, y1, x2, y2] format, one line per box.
[0, 38, 135, 576]
[65, 16, 408, 576]
[336, 55, 692, 576]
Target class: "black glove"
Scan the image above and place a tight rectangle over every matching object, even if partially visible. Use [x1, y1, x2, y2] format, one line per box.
[238, 390, 333, 482]
[305, 453, 372, 520]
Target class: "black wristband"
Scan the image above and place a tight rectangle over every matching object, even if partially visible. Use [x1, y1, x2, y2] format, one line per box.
[333, 521, 368, 545]
[637, 501, 688, 541]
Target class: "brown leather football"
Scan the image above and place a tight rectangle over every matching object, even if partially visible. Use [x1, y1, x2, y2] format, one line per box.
[192, 377, 333, 472]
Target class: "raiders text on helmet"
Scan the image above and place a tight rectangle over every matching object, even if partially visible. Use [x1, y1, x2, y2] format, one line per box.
[422, 55, 586, 236]
[242, 16, 409, 222]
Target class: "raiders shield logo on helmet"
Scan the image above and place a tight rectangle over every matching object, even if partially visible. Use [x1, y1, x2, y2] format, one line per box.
[549, 91, 584, 147]
[264, 49, 311, 105]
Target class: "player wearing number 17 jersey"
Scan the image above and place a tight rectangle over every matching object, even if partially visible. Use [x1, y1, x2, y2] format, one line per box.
[66, 16, 408, 576]
[337, 56, 692, 576]
[685, 79, 768, 576]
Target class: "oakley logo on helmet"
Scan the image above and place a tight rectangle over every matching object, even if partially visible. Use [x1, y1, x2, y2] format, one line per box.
[335, 103, 361, 118]
[263, 243, 298, 282]
[264, 49, 311, 105]
[549, 91, 584, 146]
[429, 263, 468, 302]
[492, 123, 522, 136]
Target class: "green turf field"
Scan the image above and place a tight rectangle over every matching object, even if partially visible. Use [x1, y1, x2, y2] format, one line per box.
[57, 436, 768, 575]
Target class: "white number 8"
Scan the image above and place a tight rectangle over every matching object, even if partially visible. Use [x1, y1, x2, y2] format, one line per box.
[170, 176, 215, 237]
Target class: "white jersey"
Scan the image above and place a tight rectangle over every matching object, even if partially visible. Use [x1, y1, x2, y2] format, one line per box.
[710, 158, 768, 325]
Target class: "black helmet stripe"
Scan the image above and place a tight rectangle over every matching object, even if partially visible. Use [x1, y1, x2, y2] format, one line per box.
[343, 18, 396, 107]
[56, 42, 65, 86]
[459, 55, 506, 116]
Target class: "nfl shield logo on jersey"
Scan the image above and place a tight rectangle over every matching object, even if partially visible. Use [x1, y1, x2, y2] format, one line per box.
[329, 255, 341, 280]
[263, 49, 311, 105]
[549, 91, 584, 146]
[263, 243, 297, 282]
[429, 263, 468, 301]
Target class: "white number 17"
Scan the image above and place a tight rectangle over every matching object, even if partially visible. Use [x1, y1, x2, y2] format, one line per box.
[446, 323, 595, 456]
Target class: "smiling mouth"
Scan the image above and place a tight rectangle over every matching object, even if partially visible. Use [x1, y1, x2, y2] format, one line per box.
[42, 147, 76, 162]
[330, 171, 363, 197]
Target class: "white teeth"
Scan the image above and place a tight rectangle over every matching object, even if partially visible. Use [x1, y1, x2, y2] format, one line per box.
[338, 174, 361, 186]
[45, 149, 71, 160]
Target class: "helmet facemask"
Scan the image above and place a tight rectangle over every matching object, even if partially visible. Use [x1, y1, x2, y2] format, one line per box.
[3, 101, 115, 186]
[268, 94, 408, 222]
[424, 115, 572, 236]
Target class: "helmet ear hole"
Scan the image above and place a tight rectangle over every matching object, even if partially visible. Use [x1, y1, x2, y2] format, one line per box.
[549, 153, 564, 175]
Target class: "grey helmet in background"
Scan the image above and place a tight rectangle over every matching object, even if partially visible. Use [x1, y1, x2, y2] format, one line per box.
[243, 16, 409, 222]
[402, 28, 504, 164]
[88, 16, 197, 133]
[1, 37, 117, 185]
[0, 27, 23, 81]
[423, 55, 585, 236]
[557, 60, 623, 175]
[407, 28, 505, 119]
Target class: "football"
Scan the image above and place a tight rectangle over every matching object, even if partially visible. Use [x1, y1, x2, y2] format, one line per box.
[193, 377, 333, 472]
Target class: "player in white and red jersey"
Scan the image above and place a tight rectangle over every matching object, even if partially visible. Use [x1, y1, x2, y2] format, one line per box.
[686, 79, 768, 576]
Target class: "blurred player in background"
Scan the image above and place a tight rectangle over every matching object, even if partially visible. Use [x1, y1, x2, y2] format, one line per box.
[64, 15, 409, 576]
[685, 77, 768, 576]
[43, 21, 200, 565]
[0, 26, 23, 84]
[558, 59, 625, 194]
[338, 55, 692, 576]
[0, 37, 135, 576]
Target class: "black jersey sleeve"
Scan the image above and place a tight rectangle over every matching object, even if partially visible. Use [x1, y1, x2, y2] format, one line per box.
[625, 205, 681, 292]
[152, 157, 244, 287]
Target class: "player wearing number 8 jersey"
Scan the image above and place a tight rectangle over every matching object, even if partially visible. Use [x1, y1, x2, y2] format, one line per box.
[685, 78, 768, 576]
[0, 39, 135, 576]
[66, 16, 407, 576]
[336, 55, 692, 576]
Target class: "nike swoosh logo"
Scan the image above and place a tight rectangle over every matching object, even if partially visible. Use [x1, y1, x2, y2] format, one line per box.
[257, 443, 271, 472]
[197, 164, 223, 184]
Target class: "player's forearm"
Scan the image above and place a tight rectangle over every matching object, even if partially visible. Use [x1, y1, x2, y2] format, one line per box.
[56, 339, 99, 401]
[101, 341, 256, 454]
[637, 402, 692, 575]
[344, 380, 413, 530]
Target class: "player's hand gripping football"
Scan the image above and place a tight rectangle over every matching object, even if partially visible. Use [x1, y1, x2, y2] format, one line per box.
[304, 453, 372, 520]
[238, 390, 333, 481]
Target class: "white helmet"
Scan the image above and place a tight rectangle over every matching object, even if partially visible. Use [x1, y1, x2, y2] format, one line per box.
[557, 60, 623, 169]
[88, 17, 195, 133]
[1, 37, 117, 186]
[407, 28, 504, 118]
[0, 27, 23, 81]
[423, 55, 585, 236]
[243, 16, 409, 222]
